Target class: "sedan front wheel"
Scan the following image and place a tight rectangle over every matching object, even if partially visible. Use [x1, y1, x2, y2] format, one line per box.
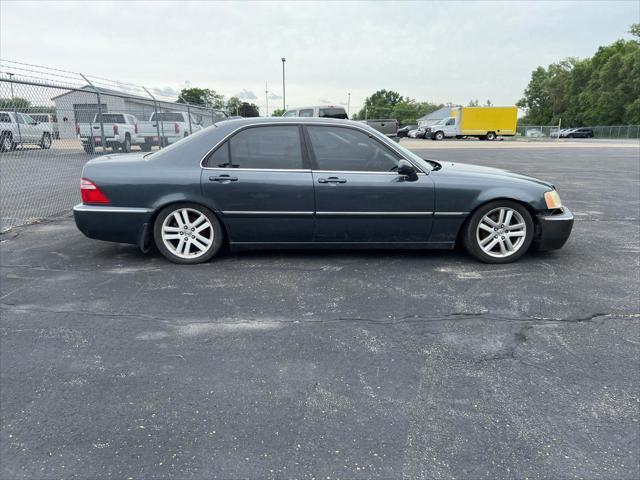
[153, 203, 224, 264]
[463, 200, 534, 263]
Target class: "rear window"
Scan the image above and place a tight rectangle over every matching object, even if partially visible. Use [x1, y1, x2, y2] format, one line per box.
[151, 112, 185, 122]
[95, 114, 125, 123]
[318, 108, 348, 119]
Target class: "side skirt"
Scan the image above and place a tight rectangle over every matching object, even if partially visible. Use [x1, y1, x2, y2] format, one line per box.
[229, 241, 455, 252]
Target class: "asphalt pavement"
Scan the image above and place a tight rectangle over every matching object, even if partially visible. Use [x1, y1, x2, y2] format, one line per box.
[1, 143, 639, 479]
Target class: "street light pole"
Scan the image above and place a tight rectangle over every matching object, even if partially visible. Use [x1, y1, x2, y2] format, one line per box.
[265, 81, 269, 117]
[281, 57, 286, 111]
[347, 92, 351, 117]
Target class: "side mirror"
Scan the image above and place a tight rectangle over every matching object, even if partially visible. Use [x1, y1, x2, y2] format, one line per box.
[397, 159, 418, 181]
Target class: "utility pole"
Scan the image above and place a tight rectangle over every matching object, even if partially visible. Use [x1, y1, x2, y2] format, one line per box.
[281, 57, 286, 111]
[6, 72, 20, 141]
[265, 81, 269, 117]
[347, 92, 351, 117]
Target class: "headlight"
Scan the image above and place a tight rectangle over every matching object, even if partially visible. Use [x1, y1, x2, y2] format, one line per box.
[544, 190, 562, 209]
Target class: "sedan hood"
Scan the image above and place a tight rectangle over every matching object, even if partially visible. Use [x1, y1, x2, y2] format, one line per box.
[436, 161, 554, 189]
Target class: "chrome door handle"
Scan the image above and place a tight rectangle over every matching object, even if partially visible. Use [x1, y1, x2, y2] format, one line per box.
[209, 175, 238, 182]
[318, 177, 347, 184]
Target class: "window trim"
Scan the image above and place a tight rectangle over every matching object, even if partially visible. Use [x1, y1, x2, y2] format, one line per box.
[303, 124, 402, 173]
[200, 122, 426, 174]
[203, 124, 309, 171]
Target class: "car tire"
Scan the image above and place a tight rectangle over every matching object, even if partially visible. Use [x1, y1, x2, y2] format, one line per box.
[140, 143, 152, 152]
[122, 135, 131, 153]
[40, 133, 52, 149]
[153, 203, 224, 264]
[462, 200, 534, 264]
[0, 133, 14, 152]
[434, 131, 444, 141]
[83, 143, 95, 154]
[486, 132, 497, 141]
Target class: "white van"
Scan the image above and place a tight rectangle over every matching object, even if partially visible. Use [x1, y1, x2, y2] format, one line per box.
[282, 105, 348, 119]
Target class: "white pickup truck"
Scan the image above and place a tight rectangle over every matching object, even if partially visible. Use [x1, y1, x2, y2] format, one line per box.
[0, 111, 54, 152]
[137, 112, 203, 151]
[77, 113, 143, 153]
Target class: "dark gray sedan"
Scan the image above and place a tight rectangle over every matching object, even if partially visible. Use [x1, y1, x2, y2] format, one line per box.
[74, 117, 573, 264]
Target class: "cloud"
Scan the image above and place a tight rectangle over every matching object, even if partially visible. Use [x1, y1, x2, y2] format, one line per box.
[235, 89, 258, 100]
[152, 86, 180, 98]
[268, 92, 282, 100]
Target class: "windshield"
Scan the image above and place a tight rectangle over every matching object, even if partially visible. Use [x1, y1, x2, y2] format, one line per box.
[319, 108, 348, 119]
[152, 112, 185, 122]
[95, 114, 125, 123]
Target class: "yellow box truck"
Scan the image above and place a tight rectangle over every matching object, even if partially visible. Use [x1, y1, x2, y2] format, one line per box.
[426, 106, 518, 141]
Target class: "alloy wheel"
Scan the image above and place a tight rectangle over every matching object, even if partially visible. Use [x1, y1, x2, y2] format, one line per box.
[476, 207, 527, 258]
[161, 208, 214, 259]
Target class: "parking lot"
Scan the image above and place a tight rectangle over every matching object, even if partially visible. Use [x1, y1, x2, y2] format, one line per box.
[1, 142, 639, 479]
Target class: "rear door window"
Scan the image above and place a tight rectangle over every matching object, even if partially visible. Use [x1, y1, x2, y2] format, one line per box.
[298, 109, 314, 117]
[225, 126, 304, 169]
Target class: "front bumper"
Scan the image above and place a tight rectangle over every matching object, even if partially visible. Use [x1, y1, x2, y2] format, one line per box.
[73, 204, 153, 247]
[534, 207, 574, 251]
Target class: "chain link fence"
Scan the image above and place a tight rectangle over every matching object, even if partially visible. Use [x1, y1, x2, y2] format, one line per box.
[517, 124, 640, 139]
[0, 60, 227, 230]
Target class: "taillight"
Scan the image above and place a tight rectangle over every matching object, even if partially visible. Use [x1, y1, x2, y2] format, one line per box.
[134, 123, 138, 134]
[75, 124, 80, 135]
[174, 122, 180, 134]
[113, 125, 119, 135]
[80, 178, 109, 204]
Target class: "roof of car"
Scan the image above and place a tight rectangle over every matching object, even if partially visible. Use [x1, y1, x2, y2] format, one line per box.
[214, 116, 363, 127]
[286, 105, 347, 111]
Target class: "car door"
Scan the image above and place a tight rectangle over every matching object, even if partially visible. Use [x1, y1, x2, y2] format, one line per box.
[305, 125, 435, 243]
[201, 124, 315, 243]
[18, 114, 38, 142]
[443, 117, 457, 137]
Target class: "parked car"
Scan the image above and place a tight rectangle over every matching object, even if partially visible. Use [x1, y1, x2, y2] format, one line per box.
[0, 111, 53, 151]
[562, 127, 594, 138]
[30, 113, 60, 139]
[74, 117, 573, 265]
[397, 124, 418, 138]
[137, 111, 204, 150]
[77, 113, 143, 153]
[408, 127, 428, 139]
[282, 105, 348, 119]
[361, 119, 399, 137]
[425, 106, 518, 141]
[525, 128, 545, 138]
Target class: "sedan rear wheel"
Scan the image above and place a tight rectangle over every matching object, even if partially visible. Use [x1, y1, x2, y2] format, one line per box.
[153, 203, 223, 264]
[463, 200, 534, 263]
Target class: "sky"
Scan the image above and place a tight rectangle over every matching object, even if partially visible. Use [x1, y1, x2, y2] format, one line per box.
[1, 0, 638, 115]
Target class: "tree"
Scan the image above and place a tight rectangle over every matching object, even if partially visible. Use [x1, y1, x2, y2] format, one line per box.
[271, 108, 285, 117]
[226, 96, 242, 115]
[355, 89, 403, 120]
[177, 88, 225, 109]
[390, 99, 443, 126]
[518, 25, 640, 125]
[238, 102, 259, 117]
[0, 97, 30, 110]
[468, 99, 480, 107]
